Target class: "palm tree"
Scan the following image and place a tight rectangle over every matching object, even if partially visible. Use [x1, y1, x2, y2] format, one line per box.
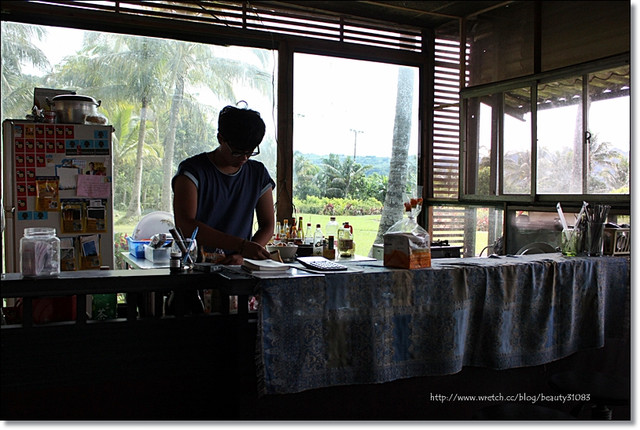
[373, 67, 415, 249]
[587, 135, 628, 193]
[52, 33, 168, 220]
[320, 154, 372, 199]
[503, 150, 531, 194]
[293, 153, 321, 199]
[1, 22, 49, 120]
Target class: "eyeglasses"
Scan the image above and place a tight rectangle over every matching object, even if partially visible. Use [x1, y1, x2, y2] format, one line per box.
[229, 145, 260, 158]
[220, 137, 260, 158]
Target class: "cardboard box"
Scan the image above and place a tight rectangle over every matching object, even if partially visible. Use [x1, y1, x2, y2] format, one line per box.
[383, 232, 431, 269]
[91, 294, 117, 320]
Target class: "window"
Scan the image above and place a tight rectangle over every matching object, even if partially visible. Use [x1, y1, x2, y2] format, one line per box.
[292, 53, 420, 257]
[462, 61, 630, 200]
[1, 22, 277, 258]
[503, 87, 532, 195]
[537, 76, 583, 194]
[586, 66, 630, 194]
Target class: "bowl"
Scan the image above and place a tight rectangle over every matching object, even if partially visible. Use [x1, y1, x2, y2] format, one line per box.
[266, 244, 298, 262]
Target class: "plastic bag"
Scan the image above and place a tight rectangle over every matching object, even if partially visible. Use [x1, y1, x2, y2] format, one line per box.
[383, 197, 431, 269]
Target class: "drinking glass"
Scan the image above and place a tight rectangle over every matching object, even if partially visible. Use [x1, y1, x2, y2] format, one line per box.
[561, 227, 581, 256]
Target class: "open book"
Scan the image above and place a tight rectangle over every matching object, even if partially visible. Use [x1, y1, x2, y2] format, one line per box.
[242, 258, 291, 272]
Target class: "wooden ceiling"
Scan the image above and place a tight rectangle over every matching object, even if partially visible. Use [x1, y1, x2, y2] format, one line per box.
[255, 1, 514, 29]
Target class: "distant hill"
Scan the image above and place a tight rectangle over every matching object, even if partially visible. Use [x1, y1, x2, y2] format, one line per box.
[297, 152, 417, 177]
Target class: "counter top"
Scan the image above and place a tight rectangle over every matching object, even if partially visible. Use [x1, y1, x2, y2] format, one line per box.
[1, 267, 258, 298]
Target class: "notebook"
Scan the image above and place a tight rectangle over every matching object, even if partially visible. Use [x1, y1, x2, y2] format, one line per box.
[242, 258, 291, 272]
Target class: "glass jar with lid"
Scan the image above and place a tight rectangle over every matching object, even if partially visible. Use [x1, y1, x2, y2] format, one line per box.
[20, 227, 60, 277]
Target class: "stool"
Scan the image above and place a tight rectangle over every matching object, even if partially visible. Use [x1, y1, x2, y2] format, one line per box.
[549, 371, 630, 419]
[473, 403, 575, 420]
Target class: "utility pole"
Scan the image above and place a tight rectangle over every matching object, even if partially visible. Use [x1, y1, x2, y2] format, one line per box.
[350, 128, 364, 161]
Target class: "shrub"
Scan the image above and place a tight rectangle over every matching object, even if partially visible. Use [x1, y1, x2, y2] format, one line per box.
[293, 197, 383, 216]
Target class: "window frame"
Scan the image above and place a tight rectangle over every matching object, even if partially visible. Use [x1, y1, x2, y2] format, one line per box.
[1, 1, 433, 226]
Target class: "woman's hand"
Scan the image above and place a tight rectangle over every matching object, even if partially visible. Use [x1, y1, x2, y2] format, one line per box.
[241, 240, 271, 260]
[220, 253, 244, 265]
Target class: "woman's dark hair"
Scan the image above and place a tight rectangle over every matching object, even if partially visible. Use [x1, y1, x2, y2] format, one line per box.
[218, 105, 266, 150]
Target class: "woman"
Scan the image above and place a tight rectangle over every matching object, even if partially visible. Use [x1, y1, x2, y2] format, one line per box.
[172, 105, 274, 265]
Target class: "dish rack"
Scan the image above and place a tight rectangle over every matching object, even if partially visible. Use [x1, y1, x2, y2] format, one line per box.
[603, 228, 630, 255]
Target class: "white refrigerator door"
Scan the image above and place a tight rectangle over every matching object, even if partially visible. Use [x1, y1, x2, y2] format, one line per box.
[3, 120, 114, 273]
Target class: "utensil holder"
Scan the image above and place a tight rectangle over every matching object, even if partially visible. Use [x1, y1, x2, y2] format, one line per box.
[585, 222, 605, 256]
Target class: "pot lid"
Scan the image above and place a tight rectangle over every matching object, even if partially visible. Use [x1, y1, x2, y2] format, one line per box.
[51, 94, 99, 104]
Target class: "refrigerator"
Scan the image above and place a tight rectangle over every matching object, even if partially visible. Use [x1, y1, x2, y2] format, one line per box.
[2, 119, 115, 272]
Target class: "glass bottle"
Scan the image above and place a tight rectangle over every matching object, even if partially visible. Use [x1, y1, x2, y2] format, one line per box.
[337, 222, 354, 257]
[282, 219, 289, 240]
[323, 235, 336, 260]
[290, 217, 298, 241]
[298, 217, 304, 240]
[274, 221, 281, 241]
[20, 227, 60, 277]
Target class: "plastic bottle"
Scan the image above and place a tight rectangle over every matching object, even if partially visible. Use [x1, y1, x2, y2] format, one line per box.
[305, 223, 314, 245]
[313, 224, 323, 255]
[325, 216, 339, 240]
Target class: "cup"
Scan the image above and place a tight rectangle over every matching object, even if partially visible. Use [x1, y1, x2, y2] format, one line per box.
[171, 237, 198, 266]
[561, 227, 581, 256]
[585, 222, 605, 256]
[183, 238, 198, 263]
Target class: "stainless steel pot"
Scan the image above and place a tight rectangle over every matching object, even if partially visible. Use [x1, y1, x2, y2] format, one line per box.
[47, 94, 101, 124]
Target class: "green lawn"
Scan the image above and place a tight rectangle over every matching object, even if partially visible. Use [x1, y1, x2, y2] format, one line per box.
[114, 211, 383, 256]
[113, 211, 490, 257]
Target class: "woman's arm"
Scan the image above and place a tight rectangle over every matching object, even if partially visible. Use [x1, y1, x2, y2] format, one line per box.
[252, 186, 275, 246]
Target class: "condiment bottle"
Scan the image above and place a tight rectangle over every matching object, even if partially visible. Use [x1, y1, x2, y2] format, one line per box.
[323, 235, 336, 260]
[337, 222, 354, 257]
[282, 219, 289, 240]
[298, 217, 304, 240]
[275, 221, 281, 241]
[313, 224, 323, 255]
[169, 241, 184, 273]
[290, 217, 298, 240]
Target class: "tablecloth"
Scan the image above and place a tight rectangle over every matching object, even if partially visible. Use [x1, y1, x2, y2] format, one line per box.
[256, 254, 630, 395]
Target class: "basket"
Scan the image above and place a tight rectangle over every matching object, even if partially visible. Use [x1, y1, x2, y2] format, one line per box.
[127, 236, 151, 259]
